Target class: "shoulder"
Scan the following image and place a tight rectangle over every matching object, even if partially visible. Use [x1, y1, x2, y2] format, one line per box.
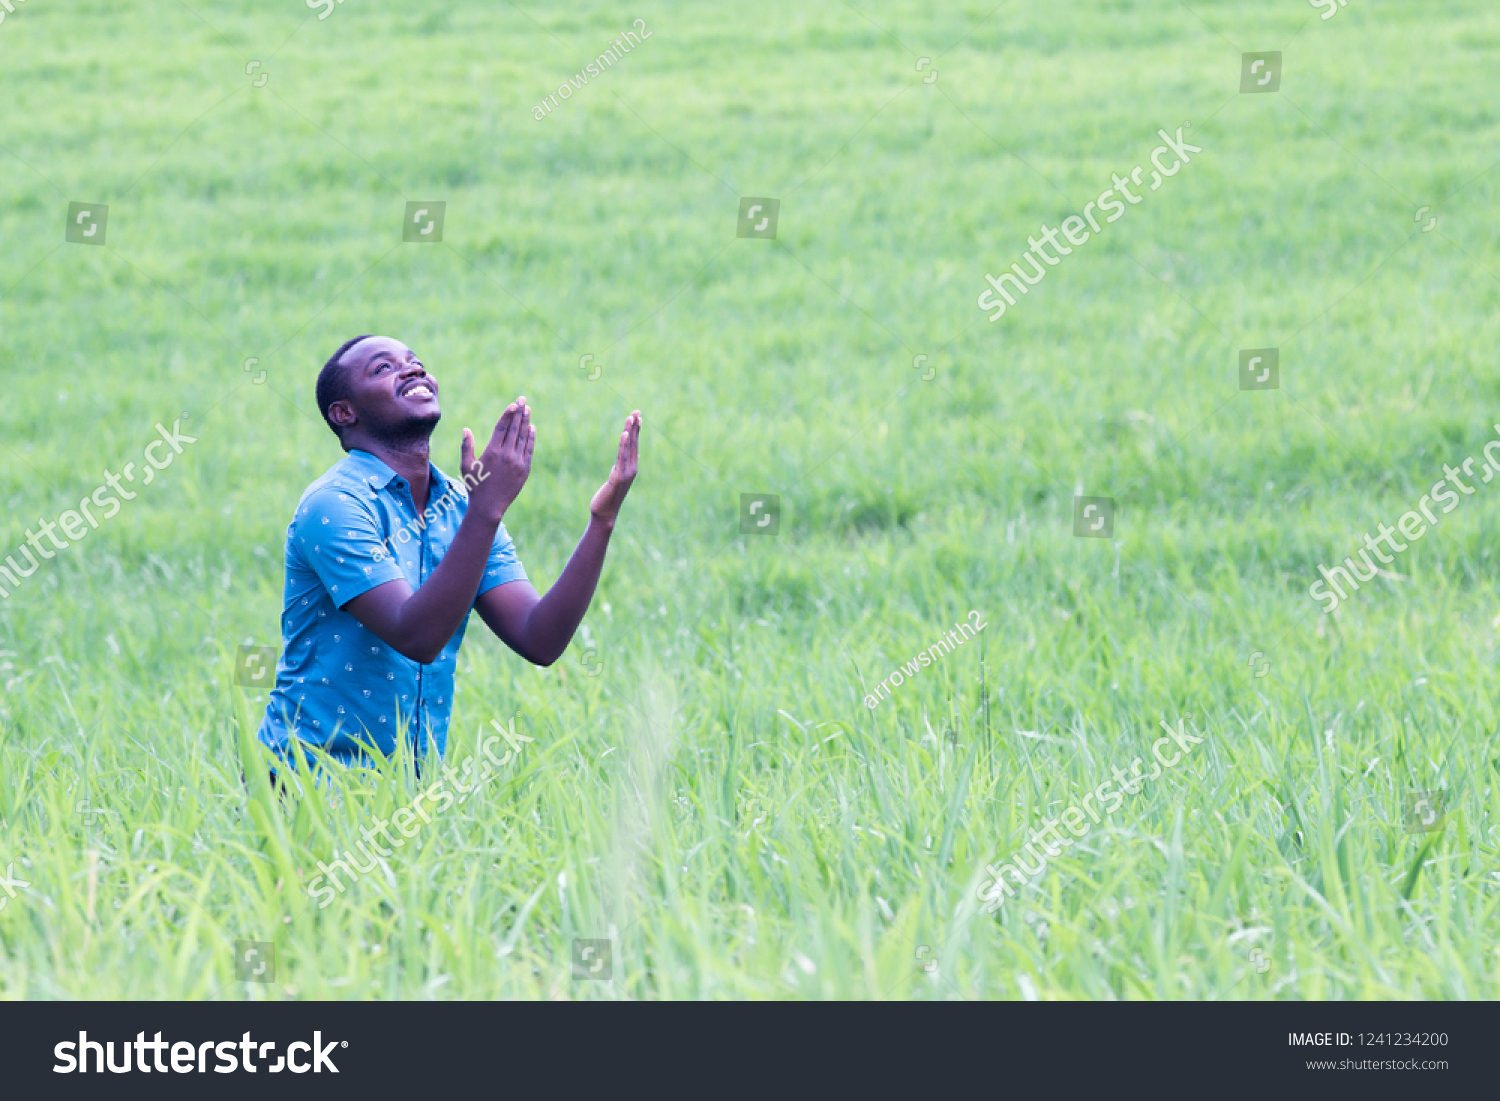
[292, 459, 384, 530]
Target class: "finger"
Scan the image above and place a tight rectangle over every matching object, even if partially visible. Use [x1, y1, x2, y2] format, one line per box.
[494, 402, 519, 449]
[622, 412, 639, 472]
[524, 424, 536, 465]
[618, 412, 637, 458]
[507, 398, 529, 450]
[513, 402, 531, 453]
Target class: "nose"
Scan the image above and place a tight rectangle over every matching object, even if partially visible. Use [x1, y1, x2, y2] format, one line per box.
[398, 361, 432, 386]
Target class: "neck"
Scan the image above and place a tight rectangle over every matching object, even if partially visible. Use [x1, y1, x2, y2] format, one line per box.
[348, 436, 432, 511]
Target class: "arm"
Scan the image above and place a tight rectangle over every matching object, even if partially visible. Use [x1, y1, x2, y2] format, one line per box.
[342, 400, 535, 664]
[476, 410, 640, 666]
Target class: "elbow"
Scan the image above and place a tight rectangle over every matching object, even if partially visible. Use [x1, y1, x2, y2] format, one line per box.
[399, 642, 444, 665]
[524, 640, 568, 668]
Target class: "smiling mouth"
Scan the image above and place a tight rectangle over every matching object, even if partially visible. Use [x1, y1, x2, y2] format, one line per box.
[401, 383, 435, 400]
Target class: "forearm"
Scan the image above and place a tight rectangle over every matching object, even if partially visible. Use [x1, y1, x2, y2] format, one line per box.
[475, 407, 638, 664]
[390, 511, 499, 662]
[517, 516, 614, 664]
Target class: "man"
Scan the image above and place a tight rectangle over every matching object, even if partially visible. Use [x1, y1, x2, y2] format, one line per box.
[256, 334, 640, 772]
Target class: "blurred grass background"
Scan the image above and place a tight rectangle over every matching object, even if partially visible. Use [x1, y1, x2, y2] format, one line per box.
[0, 0, 1497, 997]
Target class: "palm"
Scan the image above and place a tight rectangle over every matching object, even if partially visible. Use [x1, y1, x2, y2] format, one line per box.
[590, 411, 641, 523]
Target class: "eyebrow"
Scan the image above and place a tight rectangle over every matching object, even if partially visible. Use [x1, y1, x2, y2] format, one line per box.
[365, 351, 420, 371]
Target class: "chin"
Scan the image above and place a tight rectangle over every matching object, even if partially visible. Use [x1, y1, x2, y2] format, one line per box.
[371, 409, 441, 446]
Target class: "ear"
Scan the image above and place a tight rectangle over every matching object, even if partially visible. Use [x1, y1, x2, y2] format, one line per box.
[328, 400, 358, 431]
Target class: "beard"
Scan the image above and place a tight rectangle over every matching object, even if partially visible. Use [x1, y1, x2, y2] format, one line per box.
[366, 405, 441, 449]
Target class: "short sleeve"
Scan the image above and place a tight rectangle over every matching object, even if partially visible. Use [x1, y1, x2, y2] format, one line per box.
[292, 485, 406, 607]
[477, 520, 529, 597]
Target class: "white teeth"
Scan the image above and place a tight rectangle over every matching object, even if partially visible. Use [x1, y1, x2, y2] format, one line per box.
[406, 385, 432, 398]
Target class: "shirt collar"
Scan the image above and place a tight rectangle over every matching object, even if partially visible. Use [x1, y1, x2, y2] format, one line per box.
[343, 448, 458, 498]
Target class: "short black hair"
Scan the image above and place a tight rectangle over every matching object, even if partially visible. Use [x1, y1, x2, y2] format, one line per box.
[316, 335, 374, 442]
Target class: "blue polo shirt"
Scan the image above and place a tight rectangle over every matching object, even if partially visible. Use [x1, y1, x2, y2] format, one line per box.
[257, 448, 527, 766]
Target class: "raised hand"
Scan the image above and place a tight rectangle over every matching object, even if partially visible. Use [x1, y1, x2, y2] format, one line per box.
[589, 410, 641, 527]
[463, 397, 535, 524]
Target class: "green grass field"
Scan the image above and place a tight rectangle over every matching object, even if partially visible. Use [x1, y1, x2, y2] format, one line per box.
[1, 0, 1498, 998]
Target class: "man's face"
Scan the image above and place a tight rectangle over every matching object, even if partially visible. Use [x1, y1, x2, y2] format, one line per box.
[333, 336, 440, 445]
